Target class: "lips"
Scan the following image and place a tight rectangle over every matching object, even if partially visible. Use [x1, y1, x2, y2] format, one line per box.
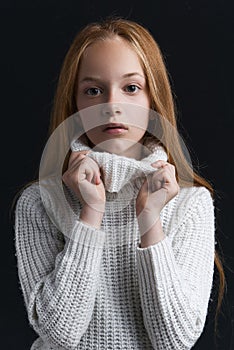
[103, 123, 128, 131]
[102, 123, 128, 135]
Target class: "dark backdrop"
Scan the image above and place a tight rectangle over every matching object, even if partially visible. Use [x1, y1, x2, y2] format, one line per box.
[1, 1, 234, 349]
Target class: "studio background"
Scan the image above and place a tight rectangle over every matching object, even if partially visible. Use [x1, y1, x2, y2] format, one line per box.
[1, 1, 233, 349]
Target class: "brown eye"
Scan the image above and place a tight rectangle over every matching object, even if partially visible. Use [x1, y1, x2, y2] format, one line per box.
[86, 87, 102, 96]
[125, 85, 140, 93]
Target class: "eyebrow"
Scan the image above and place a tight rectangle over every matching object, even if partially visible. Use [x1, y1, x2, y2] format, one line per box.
[79, 72, 145, 83]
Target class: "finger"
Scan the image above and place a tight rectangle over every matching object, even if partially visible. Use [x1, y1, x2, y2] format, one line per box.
[88, 164, 101, 185]
[152, 168, 172, 182]
[78, 162, 101, 185]
[151, 160, 168, 169]
[150, 169, 173, 191]
[77, 161, 92, 182]
[152, 169, 179, 198]
[68, 151, 90, 168]
[85, 169, 93, 183]
[90, 168, 102, 185]
[152, 161, 176, 177]
[150, 174, 166, 192]
[95, 173, 101, 185]
[68, 152, 86, 169]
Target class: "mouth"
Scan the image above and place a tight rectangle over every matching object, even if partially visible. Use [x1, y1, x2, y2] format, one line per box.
[103, 123, 128, 135]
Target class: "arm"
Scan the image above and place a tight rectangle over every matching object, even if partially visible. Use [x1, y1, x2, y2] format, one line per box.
[136, 187, 215, 349]
[15, 184, 105, 349]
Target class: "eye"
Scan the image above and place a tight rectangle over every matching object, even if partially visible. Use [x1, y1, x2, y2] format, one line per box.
[124, 84, 140, 93]
[85, 87, 102, 96]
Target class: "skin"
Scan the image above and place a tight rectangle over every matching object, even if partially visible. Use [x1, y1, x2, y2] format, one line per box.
[62, 37, 179, 247]
[76, 36, 151, 159]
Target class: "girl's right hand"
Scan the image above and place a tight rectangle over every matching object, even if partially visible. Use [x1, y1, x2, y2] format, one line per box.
[62, 152, 106, 228]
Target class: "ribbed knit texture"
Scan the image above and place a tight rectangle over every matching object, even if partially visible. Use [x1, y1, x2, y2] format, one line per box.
[14, 146, 215, 350]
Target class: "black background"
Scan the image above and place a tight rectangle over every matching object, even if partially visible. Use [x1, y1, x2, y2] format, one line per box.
[1, 1, 234, 349]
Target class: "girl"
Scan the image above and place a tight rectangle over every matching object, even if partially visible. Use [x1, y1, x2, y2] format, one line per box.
[14, 18, 225, 349]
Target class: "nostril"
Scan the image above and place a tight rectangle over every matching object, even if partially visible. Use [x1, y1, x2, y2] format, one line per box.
[101, 103, 122, 116]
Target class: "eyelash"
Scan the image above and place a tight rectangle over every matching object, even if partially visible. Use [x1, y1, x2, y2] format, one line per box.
[85, 87, 102, 96]
[124, 85, 141, 93]
[84, 84, 141, 96]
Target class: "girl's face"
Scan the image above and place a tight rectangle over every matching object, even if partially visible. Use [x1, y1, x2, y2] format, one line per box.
[76, 36, 150, 159]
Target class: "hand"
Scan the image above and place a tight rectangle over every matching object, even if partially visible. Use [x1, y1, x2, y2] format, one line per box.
[136, 160, 179, 234]
[62, 151, 106, 216]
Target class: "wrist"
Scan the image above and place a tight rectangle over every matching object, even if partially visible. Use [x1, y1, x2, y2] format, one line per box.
[137, 206, 160, 230]
[137, 213, 165, 248]
[80, 205, 104, 229]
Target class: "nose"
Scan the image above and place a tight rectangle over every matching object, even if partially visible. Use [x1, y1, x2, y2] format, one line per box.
[101, 102, 122, 117]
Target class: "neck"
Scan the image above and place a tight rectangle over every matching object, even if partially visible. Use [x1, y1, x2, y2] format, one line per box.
[92, 140, 150, 160]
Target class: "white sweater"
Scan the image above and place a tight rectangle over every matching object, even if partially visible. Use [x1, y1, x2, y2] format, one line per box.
[14, 145, 215, 350]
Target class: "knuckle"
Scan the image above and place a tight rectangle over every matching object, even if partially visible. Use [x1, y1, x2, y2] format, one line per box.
[78, 154, 86, 161]
[62, 174, 66, 182]
[62, 172, 69, 184]
[69, 153, 85, 167]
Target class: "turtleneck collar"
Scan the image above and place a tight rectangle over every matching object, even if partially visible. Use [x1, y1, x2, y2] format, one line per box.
[71, 138, 168, 193]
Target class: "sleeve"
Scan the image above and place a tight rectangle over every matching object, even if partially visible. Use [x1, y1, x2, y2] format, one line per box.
[14, 184, 106, 350]
[136, 187, 215, 350]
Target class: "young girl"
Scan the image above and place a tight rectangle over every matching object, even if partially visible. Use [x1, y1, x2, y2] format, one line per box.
[14, 18, 225, 349]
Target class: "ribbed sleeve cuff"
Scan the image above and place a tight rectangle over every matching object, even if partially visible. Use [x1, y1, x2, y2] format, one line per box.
[68, 220, 106, 249]
[136, 236, 180, 288]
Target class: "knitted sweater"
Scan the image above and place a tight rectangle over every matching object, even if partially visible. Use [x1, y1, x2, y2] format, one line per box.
[14, 146, 215, 350]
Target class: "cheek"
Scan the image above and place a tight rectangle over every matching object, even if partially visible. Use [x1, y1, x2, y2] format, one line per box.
[76, 97, 88, 111]
[77, 92, 104, 112]
[85, 129, 102, 146]
[76, 92, 96, 111]
[132, 110, 149, 131]
[129, 125, 147, 142]
[78, 105, 103, 131]
[138, 89, 151, 108]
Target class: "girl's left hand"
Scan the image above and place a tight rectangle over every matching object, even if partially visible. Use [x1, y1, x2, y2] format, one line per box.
[136, 160, 179, 218]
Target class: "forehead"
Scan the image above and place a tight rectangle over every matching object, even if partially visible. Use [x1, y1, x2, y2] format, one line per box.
[78, 37, 144, 78]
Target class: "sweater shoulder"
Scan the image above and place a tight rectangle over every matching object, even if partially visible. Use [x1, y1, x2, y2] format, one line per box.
[19, 181, 41, 198]
[14, 181, 64, 244]
[177, 186, 214, 216]
[15, 181, 42, 212]
[15, 181, 57, 230]
[176, 185, 214, 220]
[161, 186, 214, 236]
[177, 185, 213, 208]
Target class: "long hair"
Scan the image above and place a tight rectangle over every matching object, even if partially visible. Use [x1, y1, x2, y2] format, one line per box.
[15, 17, 226, 327]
